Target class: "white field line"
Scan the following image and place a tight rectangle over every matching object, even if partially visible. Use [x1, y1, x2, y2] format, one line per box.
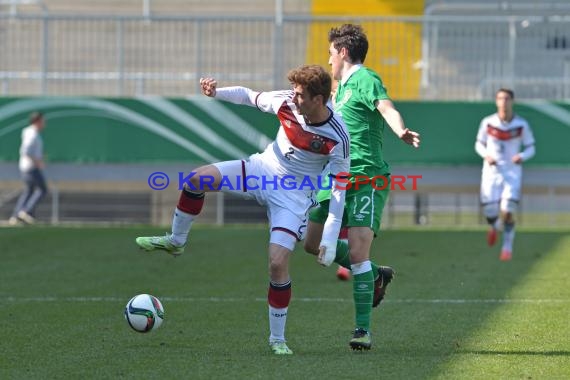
[1, 296, 569, 304]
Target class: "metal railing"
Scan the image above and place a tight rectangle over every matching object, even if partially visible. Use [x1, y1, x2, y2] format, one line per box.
[2, 182, 569, 228]
[1, 10, 570, 99]
[2, 162, 570, 228]
[0, 0, 47, 16]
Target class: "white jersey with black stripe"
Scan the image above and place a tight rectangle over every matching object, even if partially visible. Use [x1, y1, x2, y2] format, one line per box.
[476, 113, 535, 168]
[215, 86, 350, 244]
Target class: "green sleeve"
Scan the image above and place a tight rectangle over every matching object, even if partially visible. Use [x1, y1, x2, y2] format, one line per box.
[361, 73, 390, 111]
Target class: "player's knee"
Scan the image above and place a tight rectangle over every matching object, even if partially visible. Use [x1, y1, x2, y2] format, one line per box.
[502, 211, 515, 223]
[501, 199, 518, 214]
[182, 179, 201, 192]
[483, 203, 499, 218]
[184, 166, 213, 190]
[348, 242, 370, 263]
[268, 253, 288, 276]
[268, 259, 280, 275]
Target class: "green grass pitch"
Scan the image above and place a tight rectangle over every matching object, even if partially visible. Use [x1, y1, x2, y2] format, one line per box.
[1, 226, 569, 379]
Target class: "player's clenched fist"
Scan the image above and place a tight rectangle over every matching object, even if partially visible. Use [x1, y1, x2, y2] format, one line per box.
[200, 77, 217, 97]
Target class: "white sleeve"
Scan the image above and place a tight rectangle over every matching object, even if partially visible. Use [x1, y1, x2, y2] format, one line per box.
[253, 90, 294, 115]
[520, 122, 536, 161]
[216, 87, 293, 116]
[321, 148, 350, 244]
[475, 118, 488, 159]
[475, 141, 487, 159]
[215, 86, 259, 107]
[520, 144, 535, 162]
[320, 176, 347, 244]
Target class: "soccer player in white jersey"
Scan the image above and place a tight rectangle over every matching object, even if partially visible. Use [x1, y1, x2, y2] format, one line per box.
[136, 65, 350, 355]
[475, 88, 535, 261]
[9, 111, 48, 225]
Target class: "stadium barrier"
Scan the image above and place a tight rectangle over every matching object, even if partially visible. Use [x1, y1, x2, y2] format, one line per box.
[1, 93, 569, 227]
[1, 165, 570, 228]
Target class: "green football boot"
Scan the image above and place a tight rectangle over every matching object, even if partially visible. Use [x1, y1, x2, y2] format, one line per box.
[135, 235, 185, 256]
[269, 341, 293, 355]
[349, 328, 372, 351]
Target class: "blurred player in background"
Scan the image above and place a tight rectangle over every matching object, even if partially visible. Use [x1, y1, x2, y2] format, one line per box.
[475, 88, 535, 261]
[9, 111, 48, 225]
[304, 24, 421, 350]
[136, 65, 350, 355]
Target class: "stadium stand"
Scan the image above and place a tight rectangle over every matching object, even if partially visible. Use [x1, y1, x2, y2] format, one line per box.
[422, 0, 570, 100]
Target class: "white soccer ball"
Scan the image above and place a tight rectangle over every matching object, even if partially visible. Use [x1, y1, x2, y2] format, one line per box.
[124, 294, 164, 333]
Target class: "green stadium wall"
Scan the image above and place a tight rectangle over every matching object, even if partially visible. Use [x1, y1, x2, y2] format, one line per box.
[0, 97, 568, 166]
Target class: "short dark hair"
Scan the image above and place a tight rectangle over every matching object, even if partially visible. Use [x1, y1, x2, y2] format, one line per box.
[287, 65, 332, 104]
[30, 111, 43, 124]
[328, 24, 369, 64]
[496, 88, 515, 100]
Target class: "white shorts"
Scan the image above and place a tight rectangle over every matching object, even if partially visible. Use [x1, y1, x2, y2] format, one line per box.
[480, 165, 522, 204]
[213, 154, 313, 241]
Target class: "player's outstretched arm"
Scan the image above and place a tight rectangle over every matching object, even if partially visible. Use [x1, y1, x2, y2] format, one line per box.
[376, 99, 420, 148]
[200, 79, 262, 109]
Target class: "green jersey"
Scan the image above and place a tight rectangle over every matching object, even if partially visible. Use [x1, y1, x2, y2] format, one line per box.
[334, 66, 391, 178]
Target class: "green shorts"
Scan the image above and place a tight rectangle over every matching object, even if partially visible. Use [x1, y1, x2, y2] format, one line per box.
[309, 176, 390, 235]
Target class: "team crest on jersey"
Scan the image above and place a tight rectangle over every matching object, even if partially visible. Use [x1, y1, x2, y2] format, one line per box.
[335, 88, 352, 110]
[310, 136, 325, 152]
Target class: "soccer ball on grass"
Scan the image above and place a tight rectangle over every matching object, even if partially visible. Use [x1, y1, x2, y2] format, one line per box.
[124, 294, 164, 333]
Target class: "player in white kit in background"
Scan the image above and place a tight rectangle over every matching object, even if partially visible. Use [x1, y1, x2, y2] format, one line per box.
[475, 88, 535, 261]
[136, 65, 350, 355]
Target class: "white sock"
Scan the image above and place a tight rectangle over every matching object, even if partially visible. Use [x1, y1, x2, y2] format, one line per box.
[268, 305, 288, 343]
[170, 208, 195, 246]
[351, 260, 372, 275]
[502, 226, 515, 252]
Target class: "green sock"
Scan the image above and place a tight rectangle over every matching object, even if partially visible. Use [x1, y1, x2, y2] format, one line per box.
[333, 240, 351, 268]
[334, 240, 380, 278]
[370, 262, 379, 279]
[352, 268, 374, 330]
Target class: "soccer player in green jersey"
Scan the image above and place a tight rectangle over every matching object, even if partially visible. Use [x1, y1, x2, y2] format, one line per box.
[304, 24, 421, 350]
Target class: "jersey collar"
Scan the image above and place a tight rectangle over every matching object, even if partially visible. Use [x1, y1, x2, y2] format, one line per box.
[340, 64, 363, 86]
